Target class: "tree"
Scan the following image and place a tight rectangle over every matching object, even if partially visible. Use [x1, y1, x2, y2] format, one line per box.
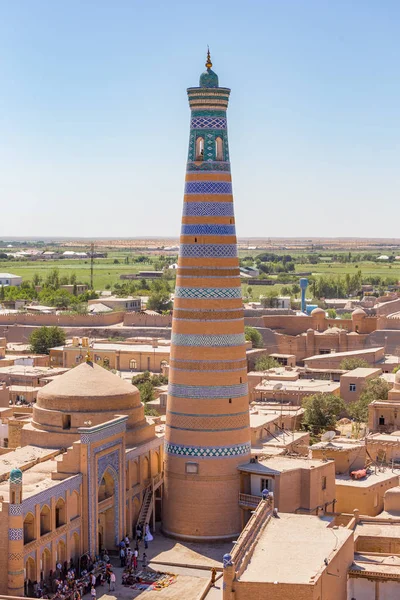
[302, 393, 345, 434]
[29, 326, 66, 355]
[244, 326, 263, 348]
[327, 308, 337, 319]
[349, 378, 390, 423]
[340, 357, 369, 370]
[255, 355, 280, 371]
[0, 285, 4, 301]
[138, 381, 154, 404]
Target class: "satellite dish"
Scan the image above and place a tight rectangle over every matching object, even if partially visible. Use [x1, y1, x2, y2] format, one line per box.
[321, 431, 336, 442]
[273, 383, 283, 390]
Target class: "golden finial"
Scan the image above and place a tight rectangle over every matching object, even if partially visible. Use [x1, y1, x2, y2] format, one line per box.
[85, 350, 92, 363]
[205, 46, 212, 69]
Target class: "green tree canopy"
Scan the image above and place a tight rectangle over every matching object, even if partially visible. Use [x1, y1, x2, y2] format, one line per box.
[302, 393, 345, 434]
[244, 326, 263, 348]
[29, 326, 66, 355]
[340, 358, 369, 370]
[349, 377, 390, 423]
[255, 355, 280, 371]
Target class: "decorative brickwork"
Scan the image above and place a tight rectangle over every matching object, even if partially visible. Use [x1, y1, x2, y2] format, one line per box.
[163, 55, 250, 541]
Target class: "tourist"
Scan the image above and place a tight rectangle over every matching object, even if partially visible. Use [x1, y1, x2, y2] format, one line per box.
[145, 523, 153, 542]
[142, 552, 148, 571]
[90, 572, 96, 588]
[120, 546, 126, 568]
[90, 585, 96, 599]
[110, 571, 116, 592]
[133, 548, 138, 571]
[124, 534, 130, 546]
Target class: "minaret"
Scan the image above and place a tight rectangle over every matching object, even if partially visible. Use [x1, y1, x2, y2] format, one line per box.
[8, 468, 24, 597]
[163, 51, 251, 541]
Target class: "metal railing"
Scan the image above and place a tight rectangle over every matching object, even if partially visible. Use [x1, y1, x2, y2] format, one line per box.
[238, 493, 261, 508]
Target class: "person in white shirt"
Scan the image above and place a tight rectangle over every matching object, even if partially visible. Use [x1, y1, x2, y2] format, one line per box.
[110, 571, 116, 592]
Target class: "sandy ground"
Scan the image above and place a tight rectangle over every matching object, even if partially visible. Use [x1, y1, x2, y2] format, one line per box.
[82, 528, 230, 600]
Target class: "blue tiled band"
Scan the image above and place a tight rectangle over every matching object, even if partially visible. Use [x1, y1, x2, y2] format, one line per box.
[168, 383, 248, 399]
[182, 202, 234, 217]
[181, 224, 236, 236]
[174, 287, 242, 299]
[165, 442, 251, 459]
[186, 161, 231, 172]
[185, 181, 232, 195]
[179, 244, 237, 258]
[171, 333, 246, 347]
[191, 117, 227, 129]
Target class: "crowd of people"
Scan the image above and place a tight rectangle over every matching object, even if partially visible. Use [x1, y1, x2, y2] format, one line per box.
[24, 523, 154, 599]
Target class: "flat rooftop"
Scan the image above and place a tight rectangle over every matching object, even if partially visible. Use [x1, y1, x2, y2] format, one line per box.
[255, 379, 340, 393]
[305, 347, 384, 361]
[0, 446, 61, 483]
[239, 513, 351, 584]
[336, 469, 400, 488]
[341, 368, 382, 378]
[249, 413, 278, 429]
[0, 366, 68, 377]
[355, 521, 400, 541]
[56, 343, 170, 353]
[238, 455, 327, 475]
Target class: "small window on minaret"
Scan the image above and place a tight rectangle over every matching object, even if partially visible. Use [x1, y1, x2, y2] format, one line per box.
[196, 137, 204, 161]
[194, 238, 197, 243]
[216, 137, 223, 161]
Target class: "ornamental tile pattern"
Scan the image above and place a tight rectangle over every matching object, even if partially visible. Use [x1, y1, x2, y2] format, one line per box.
[168, 383, 248, 399]
[170, 358, 247, 371]
[184, 181, 232, 195]
[174, 287, 242, 299]
[173, 309, 243, 320]
[9, 528, 23, 541]
[182, 202, 234, 216]
[171, 333, 245, 347]
[9, 504, 22, 516]
[179, 244, 237, 258]
[181, 224, 236, 236]
[190, 117, 227, 129]
[165, 442, 251, 459]
[80, 417, 127, 444]
[186, 161, 231, 172]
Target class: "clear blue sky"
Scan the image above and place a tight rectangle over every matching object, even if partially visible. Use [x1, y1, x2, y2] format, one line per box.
[1, 0, 399, 239]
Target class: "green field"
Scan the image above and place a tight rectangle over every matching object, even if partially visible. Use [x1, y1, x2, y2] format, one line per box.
[0, 257, 155, 290]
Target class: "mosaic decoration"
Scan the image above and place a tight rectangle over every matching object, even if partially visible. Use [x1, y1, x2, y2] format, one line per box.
[97, 450, 120, 484]
[179, 244, 237, 258]
[181, 224, 236, 236]
[9, 504, 22, 516]
[167, 412, 249, 431]
[190, 117, 227, 129]
[168, 383, 248, 399]
[8, 552, 23, 561]
[186, 161, 231, 172]
[174, 287, 242, 299]
[184, 181, 232, 195]
[9, 528, 23, 541]
[165, 442, 251, 458]
[182, 201, 234, 216]
[171, 333, 245, 347]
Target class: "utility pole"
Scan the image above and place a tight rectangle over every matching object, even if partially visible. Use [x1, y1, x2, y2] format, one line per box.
[90, 243, 94, 290]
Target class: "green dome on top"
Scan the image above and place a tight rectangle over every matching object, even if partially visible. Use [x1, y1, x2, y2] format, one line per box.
[10, 467, 22, 484]
[199, 48, 219, 88]
[199, 68, 219, 88]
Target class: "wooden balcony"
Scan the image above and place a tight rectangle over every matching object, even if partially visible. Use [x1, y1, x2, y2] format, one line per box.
[239, 493, 261, 509]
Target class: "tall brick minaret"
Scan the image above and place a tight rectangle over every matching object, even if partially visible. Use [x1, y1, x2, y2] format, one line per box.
[163, 51, 251, 541]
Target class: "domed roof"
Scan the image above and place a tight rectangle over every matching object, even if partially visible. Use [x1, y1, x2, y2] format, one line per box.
[36, 361, 140, 412]
[311, 307, 325, 316]
[199, 48, 219, 88]
[200, 68, 219, 88]
[9, 467, 22, 484]
[352, 308, 366, 317]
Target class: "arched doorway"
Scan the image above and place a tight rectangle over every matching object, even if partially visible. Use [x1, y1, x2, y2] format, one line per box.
[40, 505, 51, 536]
[41, 548, 51, 580]
[71, 532, 80, 562]
[55, 498, 66, 528]
[24, 512, 35, 544]
[56, 539, 66, 565]
[25, 556, 36, 583]
[98, 468, 116, 552]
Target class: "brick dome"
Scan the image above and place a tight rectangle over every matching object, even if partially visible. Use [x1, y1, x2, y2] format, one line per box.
[36, 361, 140, 412]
